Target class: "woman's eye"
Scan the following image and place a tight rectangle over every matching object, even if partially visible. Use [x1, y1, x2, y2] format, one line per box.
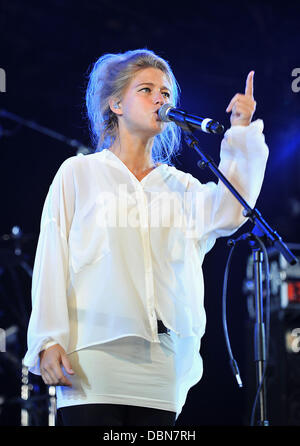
[139, 88, 170, 98]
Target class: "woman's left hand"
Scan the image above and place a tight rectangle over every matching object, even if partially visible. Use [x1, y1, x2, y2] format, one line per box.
[226, 71, 256, 127]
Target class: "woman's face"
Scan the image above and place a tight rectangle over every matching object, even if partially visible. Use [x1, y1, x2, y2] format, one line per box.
[114, 67, 172, 139]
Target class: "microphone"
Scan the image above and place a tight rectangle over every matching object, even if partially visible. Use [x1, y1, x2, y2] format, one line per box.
[158, 103, 224, 135]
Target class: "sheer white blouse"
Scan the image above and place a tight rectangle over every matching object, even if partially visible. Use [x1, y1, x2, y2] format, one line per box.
[23, 120, 269, 386]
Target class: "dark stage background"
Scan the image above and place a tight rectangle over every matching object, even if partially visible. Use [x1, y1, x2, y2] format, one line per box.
[0, 0, 300, 426]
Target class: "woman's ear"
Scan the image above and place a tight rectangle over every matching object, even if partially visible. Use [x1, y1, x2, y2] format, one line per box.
[109, 98, 122, 115]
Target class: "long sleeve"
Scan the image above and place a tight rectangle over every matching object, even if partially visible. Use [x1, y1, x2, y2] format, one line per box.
[186, 119, 269, 252]
[23, 157, 76, 375]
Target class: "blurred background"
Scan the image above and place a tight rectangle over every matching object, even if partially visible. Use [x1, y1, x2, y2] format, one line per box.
[0, 0, 300, 426]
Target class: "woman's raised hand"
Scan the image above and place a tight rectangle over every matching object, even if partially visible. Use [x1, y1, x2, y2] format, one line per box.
[226, 71, 256, 127]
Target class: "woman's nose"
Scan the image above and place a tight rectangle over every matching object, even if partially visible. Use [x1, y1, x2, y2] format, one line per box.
[154, 91, 166, 104]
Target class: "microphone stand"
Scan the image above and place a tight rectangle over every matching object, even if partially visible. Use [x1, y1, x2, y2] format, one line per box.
[183, 126, 298, 426]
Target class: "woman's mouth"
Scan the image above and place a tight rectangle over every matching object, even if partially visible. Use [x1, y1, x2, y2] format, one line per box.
[154, 110, 161, 121]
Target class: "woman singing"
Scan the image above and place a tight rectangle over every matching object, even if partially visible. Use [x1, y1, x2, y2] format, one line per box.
[23, 49, 268, 426]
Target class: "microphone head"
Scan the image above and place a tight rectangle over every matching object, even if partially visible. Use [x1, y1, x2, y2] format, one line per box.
[158, 103, 173, 122]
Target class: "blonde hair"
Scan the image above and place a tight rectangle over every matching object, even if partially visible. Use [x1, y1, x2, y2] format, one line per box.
[85, 48, 182, 165]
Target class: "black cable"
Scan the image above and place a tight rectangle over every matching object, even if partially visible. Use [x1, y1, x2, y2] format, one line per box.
[222, 242, 243, 388]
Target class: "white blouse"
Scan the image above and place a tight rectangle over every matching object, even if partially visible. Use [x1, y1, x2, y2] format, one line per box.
[23, 120, 269, 382]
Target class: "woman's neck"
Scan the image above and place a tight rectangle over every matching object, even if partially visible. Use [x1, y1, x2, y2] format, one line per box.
[109, 134, 157, 174]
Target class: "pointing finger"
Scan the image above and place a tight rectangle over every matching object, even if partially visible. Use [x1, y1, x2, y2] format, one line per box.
[245, 70, 254, 97]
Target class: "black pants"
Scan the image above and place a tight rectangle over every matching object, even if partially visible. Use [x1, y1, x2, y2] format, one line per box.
[56, 403, 176, 426]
